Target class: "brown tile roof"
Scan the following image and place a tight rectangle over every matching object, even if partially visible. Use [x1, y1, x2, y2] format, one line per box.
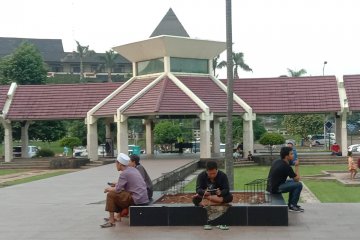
[0, 85, 10, 111]
[344, 75, 360, 111]
[93, 78, 156, 116]
[6, 83, 121, 120]
[123, 77, 202, 115]
[177, 76, 245, 114]
[222, 76, 341, 114]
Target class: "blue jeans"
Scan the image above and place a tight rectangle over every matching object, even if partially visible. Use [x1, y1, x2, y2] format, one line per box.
[278, 180, 303, 206]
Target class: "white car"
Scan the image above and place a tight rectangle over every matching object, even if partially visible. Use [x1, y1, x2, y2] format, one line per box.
[311, 135, 335, 146]
[73, 146, 88, 157]
[12, 146, 39, 158]
[348, 144, 360, 152]
[220, 143, 226, 153]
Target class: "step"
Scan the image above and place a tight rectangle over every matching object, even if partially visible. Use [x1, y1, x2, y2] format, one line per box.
[0, 165, 50, 169]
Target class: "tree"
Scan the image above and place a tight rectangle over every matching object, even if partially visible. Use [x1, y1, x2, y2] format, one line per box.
[220, 117, 267, 143]
[154, 121, 181, 145]
[59, 136, 82, 155]
[282, 114, 324, 140]
[12, 121, 66, 142]
[232, 52, 252, 79]
[0, 42, 47, 85]
[287, 68, 307, 77]
[259, 133, 285, 155]
[212, 55, 227, 77]
[99, 50, 119, 82]
[75, 40, 95, 83]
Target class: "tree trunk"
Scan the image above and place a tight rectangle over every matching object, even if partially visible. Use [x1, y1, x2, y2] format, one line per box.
[107, 68, 112, 82]
[80, 57, 84, 83]
[225, 0, 234, 190]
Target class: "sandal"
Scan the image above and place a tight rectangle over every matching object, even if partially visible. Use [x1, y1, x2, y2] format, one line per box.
[203, 224, 212, 230]
[100, 222, 115, 228]
[217, 225, 229, 230]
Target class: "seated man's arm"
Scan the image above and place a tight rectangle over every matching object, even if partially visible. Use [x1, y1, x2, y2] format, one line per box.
[219, 174, 231, 196]
[114, 174, 127, 192]
[195, 174, 207, 196]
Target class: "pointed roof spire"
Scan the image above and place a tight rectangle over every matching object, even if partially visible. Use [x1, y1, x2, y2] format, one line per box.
[150, 8, 190, 38]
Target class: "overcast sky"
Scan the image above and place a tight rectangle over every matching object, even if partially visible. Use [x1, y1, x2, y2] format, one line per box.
[0, 0, 359, 78]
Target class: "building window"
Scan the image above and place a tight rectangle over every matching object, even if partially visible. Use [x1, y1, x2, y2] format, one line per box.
[137, 58, 164, 75]
[90, 64, 98, 72]
[48, 64, 63, 72]
[71, 64, 80, 73]
[170, 57, 208, 74]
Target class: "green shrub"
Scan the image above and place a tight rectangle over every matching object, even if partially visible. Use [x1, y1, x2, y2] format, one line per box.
[259, 133, 285, 155]
[35, 148, 55, 157]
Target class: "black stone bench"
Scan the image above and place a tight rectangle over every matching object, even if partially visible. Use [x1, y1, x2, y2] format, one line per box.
[129, 192, 288, 226]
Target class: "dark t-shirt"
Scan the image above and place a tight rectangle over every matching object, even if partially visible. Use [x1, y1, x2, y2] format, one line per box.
[195, 170, 231, 197]
[267, 159, 297, 193]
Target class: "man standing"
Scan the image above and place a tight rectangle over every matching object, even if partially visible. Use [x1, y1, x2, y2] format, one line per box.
[101, 153, 149, 228]
[267, 146, 304, 212]
[193, 161, 233, 206]
[287, 141, 298, 165]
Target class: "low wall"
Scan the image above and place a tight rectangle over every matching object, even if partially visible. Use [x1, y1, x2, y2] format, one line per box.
[50, 158, 90, 169]
[152, 160, 199, 191]
[253, 155, 278, 166]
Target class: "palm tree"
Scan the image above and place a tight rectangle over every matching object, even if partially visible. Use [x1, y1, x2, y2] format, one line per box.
[99, 50, 119, 82]
[212, 55, 227, 77]
[287, 68, 307, 77]
[75, 40, 95, 83]
[232, 52, 252, 79]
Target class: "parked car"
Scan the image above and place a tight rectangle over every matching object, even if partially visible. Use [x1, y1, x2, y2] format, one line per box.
[73, 146, 88, 157]
[348, 144, 360, 153]
[310, 135, 335, 146]
[220, 143, 226, 153]
[12, 145, 39, 158]
[98, 143, 118, 157]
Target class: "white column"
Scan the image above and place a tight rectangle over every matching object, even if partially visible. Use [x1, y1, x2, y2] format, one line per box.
[243, 113, 254, 158]
[212, 117, 221, 155]
[21, 121, 30, 158]
[336, 113, 347, 156]
[200, 115, 211, 159]
[3, 121, 13, 162]
[87, 117, 98, 161]
[145, 119, 154, 157]
[117, 115, 129, 155]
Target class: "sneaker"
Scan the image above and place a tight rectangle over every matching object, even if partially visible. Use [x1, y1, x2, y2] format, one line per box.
[288, 205, 304, 213]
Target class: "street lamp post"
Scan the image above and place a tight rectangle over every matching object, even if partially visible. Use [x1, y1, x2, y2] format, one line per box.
[322, 61, 327, 76]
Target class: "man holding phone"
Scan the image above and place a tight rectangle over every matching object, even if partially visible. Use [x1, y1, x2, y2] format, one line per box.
[192, 161, 233, 206]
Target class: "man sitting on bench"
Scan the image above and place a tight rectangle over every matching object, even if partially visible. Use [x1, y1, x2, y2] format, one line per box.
[192, 161, 233, 206]
[101, 153, 149, 228]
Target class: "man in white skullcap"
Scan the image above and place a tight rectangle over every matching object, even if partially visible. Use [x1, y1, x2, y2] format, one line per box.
[101, 153, 149, 228]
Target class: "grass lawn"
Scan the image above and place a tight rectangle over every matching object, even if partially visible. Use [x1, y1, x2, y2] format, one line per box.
[0, 171, 73, 188]
[184, 165, 358, 202]
[0, 169, 28, 176]
[303, 180, 360, 203]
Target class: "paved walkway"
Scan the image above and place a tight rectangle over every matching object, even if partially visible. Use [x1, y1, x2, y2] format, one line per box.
[0, 169, 78, 184]
[1, 159, 360, 239]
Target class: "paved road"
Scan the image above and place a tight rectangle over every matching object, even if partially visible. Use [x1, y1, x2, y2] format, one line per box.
[1, 159, 360, 240]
